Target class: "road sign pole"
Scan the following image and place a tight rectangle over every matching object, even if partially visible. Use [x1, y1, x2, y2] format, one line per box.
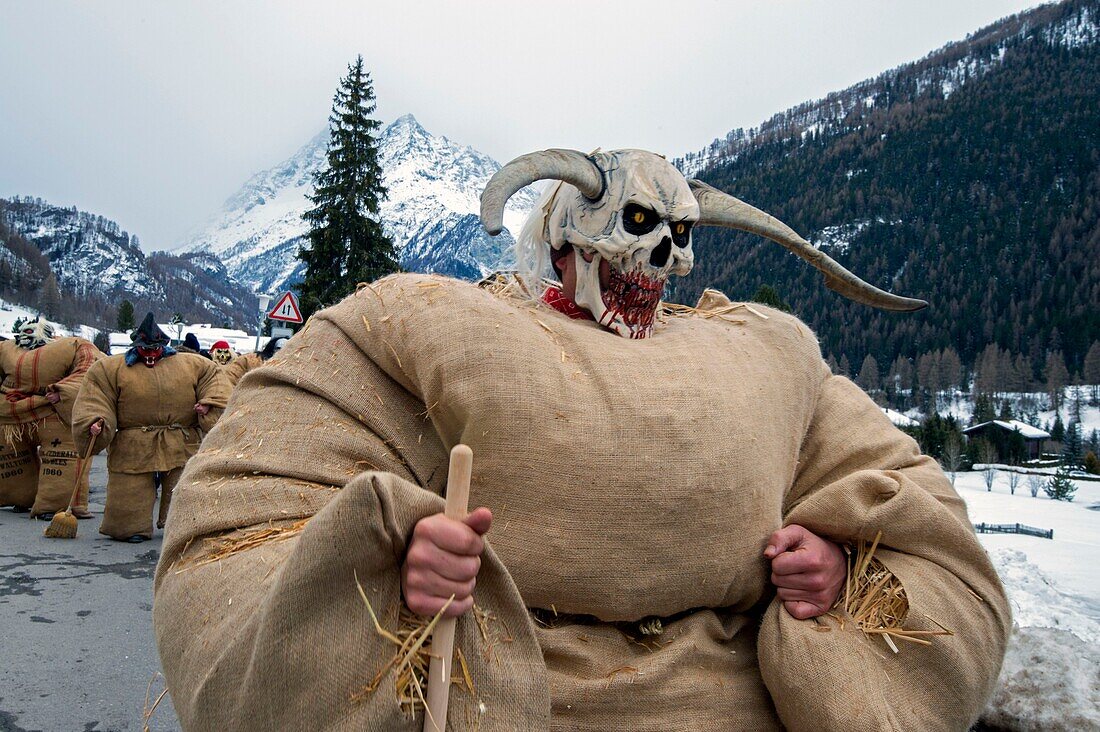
[255, 294, 272, 353]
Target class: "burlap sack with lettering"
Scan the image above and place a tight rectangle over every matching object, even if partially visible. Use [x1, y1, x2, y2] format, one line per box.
[155, 274, 1008, 731]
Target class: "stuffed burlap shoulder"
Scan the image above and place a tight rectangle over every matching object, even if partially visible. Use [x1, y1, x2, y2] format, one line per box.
[222, 351, 263, 387]
[154, 274, 1008, 732]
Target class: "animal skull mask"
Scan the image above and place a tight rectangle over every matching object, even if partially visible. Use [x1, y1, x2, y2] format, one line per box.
[540, 151, 698, 338]
[480, 148, 927, 339]
[13, 316, 54, 350]
[210, 341, 234, 365]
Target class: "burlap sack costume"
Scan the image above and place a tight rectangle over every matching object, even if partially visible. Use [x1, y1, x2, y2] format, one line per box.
[72, 352, 229, 539]
[154, 274, 1009, 731]
[0, 336, 101, 514]
[222, 351, 263, 387]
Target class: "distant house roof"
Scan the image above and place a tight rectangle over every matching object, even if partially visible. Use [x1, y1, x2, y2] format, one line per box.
[882, 408, 919, 428]
[963, 419, 1050, 440]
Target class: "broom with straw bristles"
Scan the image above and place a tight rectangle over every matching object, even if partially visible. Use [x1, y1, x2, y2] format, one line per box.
[44, 419, 101, 539]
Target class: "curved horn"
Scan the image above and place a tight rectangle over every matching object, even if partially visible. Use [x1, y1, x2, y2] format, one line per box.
[689, 180, 927, 312]
[480, 149, 605, 236]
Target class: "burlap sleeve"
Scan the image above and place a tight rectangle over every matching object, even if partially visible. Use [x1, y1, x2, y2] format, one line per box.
[757, 370, 1011, 732]
[193, 356, 231, 431]
[49, 338, 100, 425]
[153, 302, 548, 731]
[70, 357, 118, 455]
[222, 352, 259, 386]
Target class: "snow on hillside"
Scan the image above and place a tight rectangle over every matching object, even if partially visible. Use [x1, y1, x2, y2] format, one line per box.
[675, 1, 1098, 177]
[0, 297, 98, 342]
[183, 114, 539, 294]
[3, 198, 161, 300]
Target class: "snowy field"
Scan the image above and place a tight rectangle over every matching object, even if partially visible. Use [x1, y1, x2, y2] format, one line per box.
[951, 471, 1100, 729]
[955, 471, 1100, 638]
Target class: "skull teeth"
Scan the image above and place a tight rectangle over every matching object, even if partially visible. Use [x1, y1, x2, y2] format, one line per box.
[601, 267, 665, 335]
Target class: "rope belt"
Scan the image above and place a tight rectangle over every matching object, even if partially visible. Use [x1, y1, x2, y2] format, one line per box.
[121, 423, 191, 434]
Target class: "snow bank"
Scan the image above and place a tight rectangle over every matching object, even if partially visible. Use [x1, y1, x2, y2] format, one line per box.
[981, 627, 1100, 731]
[988, 548, 1099, 644]
[958, 475, 1100, 730]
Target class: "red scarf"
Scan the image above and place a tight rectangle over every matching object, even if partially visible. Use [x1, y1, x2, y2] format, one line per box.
[541, 286, 595, 321]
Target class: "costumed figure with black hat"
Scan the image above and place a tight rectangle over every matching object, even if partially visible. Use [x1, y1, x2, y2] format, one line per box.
[0, 316, 102, 517]
[222, 336, 287, 387]
[71, 313, 230, 541]
[152, 150, 1009, 730]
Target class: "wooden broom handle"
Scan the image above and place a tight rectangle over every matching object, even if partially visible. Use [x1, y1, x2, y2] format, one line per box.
[64, 419, 102, 511]
[423, 444, 473, 732]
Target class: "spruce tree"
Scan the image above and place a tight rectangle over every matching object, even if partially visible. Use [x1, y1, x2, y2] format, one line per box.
[1050, 413, 1065, 443]
[856, 355, 881, 393]
[750, 285, 791, 313]
[1084, 341, 1100, 405]
[299, 56, 396, 318]
[40, 272, 61, 318]
[117, 299, 135, 331]
[1061, 422, 1083, 469]
[1043, 466, 1076, 502]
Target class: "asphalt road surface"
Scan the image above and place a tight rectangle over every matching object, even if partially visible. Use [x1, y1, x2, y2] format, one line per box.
[0, 454, 182, 732]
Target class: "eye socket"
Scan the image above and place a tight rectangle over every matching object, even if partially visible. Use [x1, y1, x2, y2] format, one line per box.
[23, 329, 34, 334]
[671, 221, 693, 248]
[623, 203, 659, 236]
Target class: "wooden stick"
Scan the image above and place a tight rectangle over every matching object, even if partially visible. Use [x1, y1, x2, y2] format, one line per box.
[422, 444, 473, 732]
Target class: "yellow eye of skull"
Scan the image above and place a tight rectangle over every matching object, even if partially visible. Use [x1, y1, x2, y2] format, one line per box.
[675, 223, 685, 235]
[632, 211, 646, 224]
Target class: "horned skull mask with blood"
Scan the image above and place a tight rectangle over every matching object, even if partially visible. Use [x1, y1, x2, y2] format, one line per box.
[480, 148, 927, 339]
[12, 316, 54, 350]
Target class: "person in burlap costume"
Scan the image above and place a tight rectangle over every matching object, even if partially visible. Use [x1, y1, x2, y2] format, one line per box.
[222, 336, 287, 387]
[208, 340, 236, 366]
[71, 313, 229, 542]
[0, 316, 101, 518]
[153, 150, 1009, 731]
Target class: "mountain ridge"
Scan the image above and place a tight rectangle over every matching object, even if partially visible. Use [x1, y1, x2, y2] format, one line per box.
[675, 0, 1099, 378]
[182, 113, 538, 294]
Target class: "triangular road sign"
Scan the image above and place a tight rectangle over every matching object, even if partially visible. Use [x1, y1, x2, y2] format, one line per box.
[267, 291, 304, 323]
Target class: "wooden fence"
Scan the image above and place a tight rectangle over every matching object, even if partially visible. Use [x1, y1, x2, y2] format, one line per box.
[973, 522, 1054, 539]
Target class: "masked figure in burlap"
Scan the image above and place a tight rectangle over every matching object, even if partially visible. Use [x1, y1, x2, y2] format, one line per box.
[72, 313, 229, 542]
[222, 336, 287, 387]
[153, 150, 1009, 731]
[177, 332, 208, 358]
[0, 316, 102, 518]
[209, 340, 235, 366]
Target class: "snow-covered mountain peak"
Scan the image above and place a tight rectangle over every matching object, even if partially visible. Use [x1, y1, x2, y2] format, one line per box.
[183, 114, 537, 294]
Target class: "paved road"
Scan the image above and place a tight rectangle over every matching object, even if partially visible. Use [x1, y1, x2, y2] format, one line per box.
[0, 455, 182, 732]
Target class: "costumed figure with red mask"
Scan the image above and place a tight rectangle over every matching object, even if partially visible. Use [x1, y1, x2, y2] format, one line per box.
[0, 316, 101, 517]
[71, 313, 229, 542]
[222, 336, 288, 387]
[209, 340, 236, 367]
[152, 150, 1009, 730]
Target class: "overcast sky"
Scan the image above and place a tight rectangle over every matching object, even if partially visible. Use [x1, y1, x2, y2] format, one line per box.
[0, 0, 1041, 251]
